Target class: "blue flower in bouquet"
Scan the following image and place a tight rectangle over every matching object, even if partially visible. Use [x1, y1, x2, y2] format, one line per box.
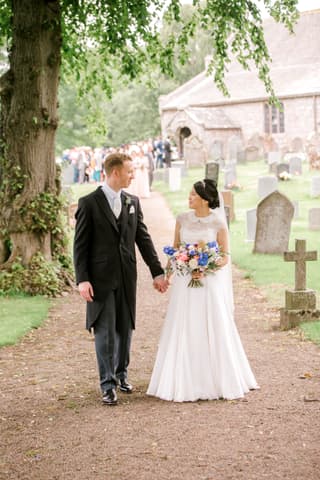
[163, 245, 176, 256]
[198, 252, 209, 266]
[207, 241, 219, 252]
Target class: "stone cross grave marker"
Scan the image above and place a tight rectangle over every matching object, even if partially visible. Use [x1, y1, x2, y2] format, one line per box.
[284, 239, 317, 291]
[280, 239, 319, 329]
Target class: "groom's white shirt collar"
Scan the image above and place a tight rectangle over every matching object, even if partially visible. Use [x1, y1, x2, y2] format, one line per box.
[101, 182, 122, 209]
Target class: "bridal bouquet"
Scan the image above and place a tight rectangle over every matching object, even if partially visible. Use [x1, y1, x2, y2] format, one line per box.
[163, 241, 224, 288]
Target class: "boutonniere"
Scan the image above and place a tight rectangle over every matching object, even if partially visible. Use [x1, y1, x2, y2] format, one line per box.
[129, 205, 135, 214]
[124, 195, 132, 207]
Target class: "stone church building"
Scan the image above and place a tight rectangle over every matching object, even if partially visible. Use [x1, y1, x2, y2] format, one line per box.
[159, 9, 320, 166]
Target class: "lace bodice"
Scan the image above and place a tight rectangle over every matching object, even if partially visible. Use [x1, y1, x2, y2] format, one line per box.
[177, 210, 226, 244]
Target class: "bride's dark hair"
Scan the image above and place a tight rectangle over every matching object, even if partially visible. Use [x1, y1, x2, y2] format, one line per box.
[193, 178, 220, 209]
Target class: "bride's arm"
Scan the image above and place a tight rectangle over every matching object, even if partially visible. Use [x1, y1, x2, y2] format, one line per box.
[216, 227, 229, 267]
[173, 220, 181, 248]
[165, 220, 181, 282]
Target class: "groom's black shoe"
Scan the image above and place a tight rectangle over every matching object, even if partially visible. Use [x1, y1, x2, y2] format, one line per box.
[102, 388, 118, 405]
[119, 379, 133, 394]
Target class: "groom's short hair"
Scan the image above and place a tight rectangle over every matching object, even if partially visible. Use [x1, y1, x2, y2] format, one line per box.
[104, 153, 132, 175]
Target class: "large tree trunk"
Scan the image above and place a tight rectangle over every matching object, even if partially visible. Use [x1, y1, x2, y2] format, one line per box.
[0, 0, 61, 266]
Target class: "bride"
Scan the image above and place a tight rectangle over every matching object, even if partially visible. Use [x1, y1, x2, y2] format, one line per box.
[147, 178, 259, 402]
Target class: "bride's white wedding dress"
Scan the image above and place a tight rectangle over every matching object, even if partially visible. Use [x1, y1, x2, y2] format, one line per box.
[147, 210, 259, 402]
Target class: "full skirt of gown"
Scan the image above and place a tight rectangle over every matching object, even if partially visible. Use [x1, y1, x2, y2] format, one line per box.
[147, 266, 259, 402]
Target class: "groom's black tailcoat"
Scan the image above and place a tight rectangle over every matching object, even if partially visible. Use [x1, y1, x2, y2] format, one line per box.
[73, 186, 163, 333]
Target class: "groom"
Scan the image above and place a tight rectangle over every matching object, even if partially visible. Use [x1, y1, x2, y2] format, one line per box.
[73, 152, 167, 405]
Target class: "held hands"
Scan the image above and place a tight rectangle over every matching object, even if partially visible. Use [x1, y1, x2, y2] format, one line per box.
[153, 275, 169, 293]
[78, 281, 94, 302]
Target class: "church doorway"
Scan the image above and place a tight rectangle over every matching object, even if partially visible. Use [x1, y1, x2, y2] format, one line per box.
[178, 126, 191, 158]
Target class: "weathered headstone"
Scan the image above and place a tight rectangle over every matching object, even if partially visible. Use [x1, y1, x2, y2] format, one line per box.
[172, 160, 188, 177]
[61, 163, 75, 186]
[224, 163, 237, 189]
[280, 239, 319, 330]
[168, 167, 181, 191]
[205, 162, 219, 183]
[310, 176, 320, 197]
[184, 135, 206, 167]
[276, 163, 290, 179]
[246, 208, 257, 242]
[291, 137, 303, 153]
[209, 141, 223, 163]
[254, 191, 294, 254]
[308, 208, 320, 230]
[221, 190, 235, 222]
[227, 135, 243, 163]
[257, 175, 278, 199]
[289, 157, 302, 176]
[237, 149, 246, 164]
[268, 151, 281, 166]
[292, 201, 299, 219]
[245, 145, 259, 162]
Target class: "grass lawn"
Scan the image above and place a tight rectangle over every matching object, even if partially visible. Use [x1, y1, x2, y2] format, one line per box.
[154, 160, 320, 343]
[0, 296, 50, 347]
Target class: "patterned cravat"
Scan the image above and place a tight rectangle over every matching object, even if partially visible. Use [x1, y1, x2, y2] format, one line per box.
[113, 195, 122, 218]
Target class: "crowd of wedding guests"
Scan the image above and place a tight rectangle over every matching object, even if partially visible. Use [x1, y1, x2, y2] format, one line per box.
[61, 137, 175, 198]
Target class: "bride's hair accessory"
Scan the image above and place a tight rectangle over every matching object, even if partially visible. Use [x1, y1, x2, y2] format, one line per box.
[194, 178, 220, 209]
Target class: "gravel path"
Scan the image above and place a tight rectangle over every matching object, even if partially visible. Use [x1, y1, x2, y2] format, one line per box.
[0, 191, 319, 480]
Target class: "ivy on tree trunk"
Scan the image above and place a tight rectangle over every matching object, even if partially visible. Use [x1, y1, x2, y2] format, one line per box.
[0, 0, 63, 269]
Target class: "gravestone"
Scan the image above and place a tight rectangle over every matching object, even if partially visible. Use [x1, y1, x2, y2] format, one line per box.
[237, 149, 246, 164]
[257, 175, 278, 199]
[254, 191, 294, 254]
[168, 167, 181, 192]
[184, 136, 206, 167]
[224, 163, 237, 189]
[276, 163, 289, 179]
[268, 151, 281, 165]
[245, 146, 259, 162]
[291, 137, 303, 153]
[172, 160, 188, 177]
[308, 208, 320, 230]
[289, 157, 302, 176]
[209, 141, 223, 162]
[61, 163, 75, 186]
[280, 239, 319, 330]
[310, 176, 320, 197]
[292, 201, 299, 219]
[221, 190, 235, 222]
[246, 208, 257, 242]
[205, 162, 219, 183]
[227, 135, 243, 163]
